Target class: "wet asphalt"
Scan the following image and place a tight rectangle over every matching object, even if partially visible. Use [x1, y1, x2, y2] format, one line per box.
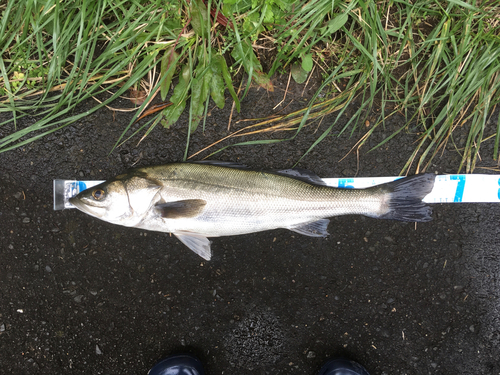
[1, 77, 500, 374]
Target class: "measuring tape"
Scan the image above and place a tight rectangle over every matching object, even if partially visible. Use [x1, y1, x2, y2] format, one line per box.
[53, 174, 500, 210]
[323, 174, 499, 203]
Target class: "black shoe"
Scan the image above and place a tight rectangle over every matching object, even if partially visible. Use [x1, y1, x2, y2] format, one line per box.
[148, 354, 206, 375]
[318, 358, 370, 375]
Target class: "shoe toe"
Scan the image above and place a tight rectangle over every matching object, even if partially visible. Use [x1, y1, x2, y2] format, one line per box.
[148, 354, 205, 375]
[318, 358, 370, 375]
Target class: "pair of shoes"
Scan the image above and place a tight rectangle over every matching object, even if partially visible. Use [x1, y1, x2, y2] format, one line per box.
[149, 354, 370, 375]
[148, 354, 205, 375]
[318, 358, 370, 375]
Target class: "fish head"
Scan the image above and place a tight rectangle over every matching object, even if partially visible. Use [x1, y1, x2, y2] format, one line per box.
[70, 180, 134, 225]
[70, 175, 162, 227]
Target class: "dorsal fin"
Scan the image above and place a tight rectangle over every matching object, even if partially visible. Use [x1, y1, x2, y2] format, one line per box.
[193, 160, 249, 169]
[195, 161, 326, 185]
[274, 168, 326, 186]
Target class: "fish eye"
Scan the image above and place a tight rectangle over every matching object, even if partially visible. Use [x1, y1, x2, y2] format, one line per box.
[92, 188, 105, 200]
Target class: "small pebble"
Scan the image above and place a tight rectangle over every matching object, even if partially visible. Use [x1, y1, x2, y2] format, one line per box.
[74, 295, 83, 303]
[45, 266, 52, 272]
[22, 217, 30, 223]
[96, 344, 102, 355]
[307, 351, 316, 359]
[0, 323, 5, 332]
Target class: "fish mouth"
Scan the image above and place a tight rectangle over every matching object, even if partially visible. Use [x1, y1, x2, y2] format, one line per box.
[69, 196, 85, 209]
[69, 196, 80, 208]
[69, 196, 104, 217]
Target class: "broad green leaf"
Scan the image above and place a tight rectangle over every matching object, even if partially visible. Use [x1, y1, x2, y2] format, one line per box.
[160, 47, 178, 101]
[190, 0, 209, 37]
[301, 53, 313, 72]
[170, 64, 191, 104]
[165, 19, 183, 31]
[161, 100, 186, 129]
[213, 54, 240, 112]
[263, 5, 274, 24]
[291, 63, 308, 83]
[242, 11, 265, 38]
[327, 13, 348, 34]
[190, 63, 212, 132]
[445, 0, 480, 10]
[231, 39, 262, 74]
[210, 70, 225, 109]
[223, 0, 252, 13]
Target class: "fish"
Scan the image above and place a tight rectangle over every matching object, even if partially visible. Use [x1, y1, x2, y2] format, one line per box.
[69, 161, 436, 260]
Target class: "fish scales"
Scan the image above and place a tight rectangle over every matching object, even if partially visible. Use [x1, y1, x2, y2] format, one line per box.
[141, 163, 382, 234]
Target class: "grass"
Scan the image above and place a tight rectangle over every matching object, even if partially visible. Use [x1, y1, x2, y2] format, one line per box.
[1, 0, 499, 173]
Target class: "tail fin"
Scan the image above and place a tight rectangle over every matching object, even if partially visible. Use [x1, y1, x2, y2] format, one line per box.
[377, 174, 435, 222]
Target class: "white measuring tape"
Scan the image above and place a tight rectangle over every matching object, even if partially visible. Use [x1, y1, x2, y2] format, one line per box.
[322, 174, 499, 203]
[53, 174, 500, 210]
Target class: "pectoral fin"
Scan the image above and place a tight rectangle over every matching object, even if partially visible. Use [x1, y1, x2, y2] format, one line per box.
[174, 231, 212, 260]
[288, 219, 330, 237]
[155, 199, 207, 219]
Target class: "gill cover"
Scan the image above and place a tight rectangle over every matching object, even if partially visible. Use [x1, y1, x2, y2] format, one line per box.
[122, 176, 162, 221]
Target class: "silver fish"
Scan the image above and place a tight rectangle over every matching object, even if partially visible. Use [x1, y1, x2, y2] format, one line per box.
[69, 161, 435, 260]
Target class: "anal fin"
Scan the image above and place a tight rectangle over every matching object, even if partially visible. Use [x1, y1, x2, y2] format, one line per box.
[174, 231, 212, 260]
[288, 219, 330, 238]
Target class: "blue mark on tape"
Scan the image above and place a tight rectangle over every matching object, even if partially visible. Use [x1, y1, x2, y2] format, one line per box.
[78, 181, 88, 193]
[338, 178, 355, 189]
[450, 175, 466, 202]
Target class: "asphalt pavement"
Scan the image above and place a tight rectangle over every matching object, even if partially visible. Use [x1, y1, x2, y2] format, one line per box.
[1, 78, 499, 374]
